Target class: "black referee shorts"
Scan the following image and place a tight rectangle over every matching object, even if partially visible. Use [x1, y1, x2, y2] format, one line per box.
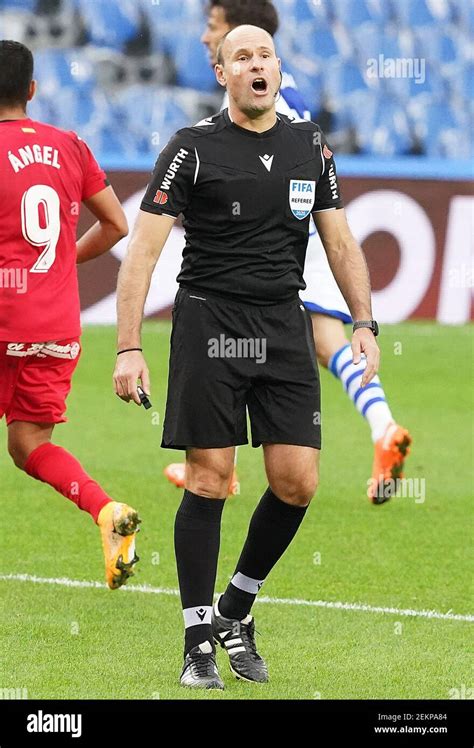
[161, 287, 321, 450]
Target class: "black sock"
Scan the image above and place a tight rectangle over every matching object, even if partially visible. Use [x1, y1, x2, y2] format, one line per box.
[174, 489, 226, 656]
[218, 487, 308, 620]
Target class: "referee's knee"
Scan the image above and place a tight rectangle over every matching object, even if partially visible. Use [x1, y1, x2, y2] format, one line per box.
[186, 467, 234, 499]
[271, 475, 318, 507]
[185, 448, 235, 498]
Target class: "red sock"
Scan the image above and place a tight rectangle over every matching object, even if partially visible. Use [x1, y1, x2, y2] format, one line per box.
[24, 443, 112, 523]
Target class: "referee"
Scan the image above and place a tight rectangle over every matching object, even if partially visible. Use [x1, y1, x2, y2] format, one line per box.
[114, 25, 379, 689]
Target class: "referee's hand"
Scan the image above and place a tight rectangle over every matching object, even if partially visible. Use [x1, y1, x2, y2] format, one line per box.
[113, 351, 151, 406]
[351, 329, 380, 387]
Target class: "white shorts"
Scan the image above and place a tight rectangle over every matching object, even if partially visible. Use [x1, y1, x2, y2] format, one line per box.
[300, 219, 352, 323]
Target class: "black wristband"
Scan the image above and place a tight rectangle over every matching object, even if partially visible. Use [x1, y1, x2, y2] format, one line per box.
[352, 320, 379, 337]
[116, 348, 143, 356]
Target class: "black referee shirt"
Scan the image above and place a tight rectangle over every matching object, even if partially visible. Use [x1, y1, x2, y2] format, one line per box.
[141, 109, 344, 305]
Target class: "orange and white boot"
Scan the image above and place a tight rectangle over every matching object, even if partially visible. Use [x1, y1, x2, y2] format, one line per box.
[164, 462, 186, 489]
[228, 470, 239, 496]
[97, 501, 141, 589]
[368, 423, 412, 504]
[164, 463, 240, 496]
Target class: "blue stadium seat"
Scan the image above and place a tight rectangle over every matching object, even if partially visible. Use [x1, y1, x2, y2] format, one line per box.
[345, 89, 378, 133]
[352, 22, 385, 63]
[280, 57, 322, 116]
[364, 0, 394, 24]
[435, 31, 458, 67]
[1, 0, 36, 9]
[380, 26, 415, 60]
[32, 49, 96, 96]
[387, 64, 444, 109]
[139, 0, 184, 27]
[177, 0, 204, 22]
[457, 60, 474, 107]
[116, 85, 190, 145]
[327, 106, 352, 137]
[414, 27, 460, 71]
[394, 0, 439, 26]
[352, 96, 413, 157]
[290, 0, 329, 24]
[79, 86, 191, 161]
[34, 85, 110, 136]
[297, 23, 341, 61]
[454, 0, 474, 29]
[418, 102, 466, 158]
[406, 66, 443, 100]
[27, 95, 55, 125]
[141, 0, 204, 50]
[76, 0, 141, 50]
[33, 49, 77, 92]
[377, 28, 438, 101]
[173, 33, 217, 92]
[51, 86, 96, 129]
[331, 0, 376, 26]
[62, 48, 97, 89]
[88, 124, 134, 157]
[364, 24, 416, 100]
[324, 60, 371, 110]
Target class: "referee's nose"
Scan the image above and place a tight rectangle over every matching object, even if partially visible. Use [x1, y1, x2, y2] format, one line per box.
[249, 56, 265, 72]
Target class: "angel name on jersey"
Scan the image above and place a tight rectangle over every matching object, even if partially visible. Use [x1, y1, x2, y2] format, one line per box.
[7, 144, 61, 173]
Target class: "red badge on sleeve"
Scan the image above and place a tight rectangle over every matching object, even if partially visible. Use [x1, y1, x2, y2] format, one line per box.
[323, 144, 333, 159]
[153, 190, 168, 205]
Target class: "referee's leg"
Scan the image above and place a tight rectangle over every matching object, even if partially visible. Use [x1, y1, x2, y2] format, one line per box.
[174, 446, 234, 687]
[217, 444, 319, 620]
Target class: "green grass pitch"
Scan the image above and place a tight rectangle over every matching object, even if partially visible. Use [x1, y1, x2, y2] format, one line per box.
[0, 321, 472, 700]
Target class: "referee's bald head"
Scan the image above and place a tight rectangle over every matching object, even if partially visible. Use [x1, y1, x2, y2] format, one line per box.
[216, 24, 274, 67]
[215, 24, 281, 117]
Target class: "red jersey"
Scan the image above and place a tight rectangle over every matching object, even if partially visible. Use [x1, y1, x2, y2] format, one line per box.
[0, 118, 108, 342]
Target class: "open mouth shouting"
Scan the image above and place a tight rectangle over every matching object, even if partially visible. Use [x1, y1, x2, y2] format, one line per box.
[251, 77, 269, 95]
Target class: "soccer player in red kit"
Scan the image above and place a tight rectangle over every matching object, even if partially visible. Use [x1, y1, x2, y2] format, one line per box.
[0, 40, 141, 589]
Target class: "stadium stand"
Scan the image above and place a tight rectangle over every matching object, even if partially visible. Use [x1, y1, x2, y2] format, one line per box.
[0, 0, 471, 161]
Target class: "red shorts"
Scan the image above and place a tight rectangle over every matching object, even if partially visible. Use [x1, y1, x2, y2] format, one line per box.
[0, 339, 81, 425]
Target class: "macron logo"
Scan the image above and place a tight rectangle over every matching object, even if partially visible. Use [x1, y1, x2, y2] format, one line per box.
[194, 117, 215, 127]
[27, 710, 82, 738]
[259, 154, 274, 172]
[160, 148, 189, 190]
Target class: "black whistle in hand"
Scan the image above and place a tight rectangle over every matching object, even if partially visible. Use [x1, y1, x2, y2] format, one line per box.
[137, 385, 152, 410]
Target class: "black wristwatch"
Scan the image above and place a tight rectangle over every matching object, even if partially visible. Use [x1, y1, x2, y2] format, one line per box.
[353, 320, 379, 337]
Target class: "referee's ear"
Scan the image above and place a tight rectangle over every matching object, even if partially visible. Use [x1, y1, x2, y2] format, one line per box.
[215, 64, 227, 89]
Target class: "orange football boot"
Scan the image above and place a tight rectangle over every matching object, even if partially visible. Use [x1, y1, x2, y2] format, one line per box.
[368, 423, 412, 504]
[164, 462, 186, 488]
[97, 501, 141, 589]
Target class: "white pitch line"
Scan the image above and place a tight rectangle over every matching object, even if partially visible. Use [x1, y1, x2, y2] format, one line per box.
[0, 572, 472, 623]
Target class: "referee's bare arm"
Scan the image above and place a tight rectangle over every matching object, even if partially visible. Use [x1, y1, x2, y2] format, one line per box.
[314, 207, 380, 386]
[113, 211, 175, 404]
